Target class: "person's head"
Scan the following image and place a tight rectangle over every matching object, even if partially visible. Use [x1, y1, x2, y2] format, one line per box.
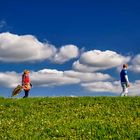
[123, 64, 128, 69]
[24, 70, 30, 74]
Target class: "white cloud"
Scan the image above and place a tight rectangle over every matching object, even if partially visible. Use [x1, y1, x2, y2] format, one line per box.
[73, 60, 101, 72]
[129, 54, 140, 73]
[0, 69, 80, 88]
[73, 50, 131, 72]
[81, 81, 120, 93]
[81, 80, 140, 96]
[0, 72, 20, 88]
[51, 45, 79, 64]
[129, 80, 140, 96]
[0, 69, 140, 96]
[0, 32, 78, 63]
[29, 69, 80, 87]
[64, 70, 112, 82]
[0, 32, 55, 62]
[28, 69, 113, 87]
[0, 69, 111, 88]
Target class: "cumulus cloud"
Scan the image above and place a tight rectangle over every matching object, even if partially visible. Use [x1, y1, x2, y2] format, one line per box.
[0, 32, 55, 62]
[51, 45, 79, 64]
[129, 80, 140, 95]
[73, 50, 131, 72]
[0, 72, 20, 88]
[73, 60, 101, 72]
[0, 69, 80, 88]
[81, 80, 140, 96]
[31, 69, 80, 87]
[0, 32, 79, 63]
[64, 70, 112, 82]
[81, 81, 120, 93]
[129, 54, 140, 73]
[0, 69, 140, 96]
[0, 69, 111, 88]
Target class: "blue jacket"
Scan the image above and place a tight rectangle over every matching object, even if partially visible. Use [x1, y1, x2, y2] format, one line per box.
[120, 69, 128, 83]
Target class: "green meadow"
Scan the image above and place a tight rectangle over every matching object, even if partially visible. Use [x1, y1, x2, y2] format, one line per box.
[0, 97, 140, 139]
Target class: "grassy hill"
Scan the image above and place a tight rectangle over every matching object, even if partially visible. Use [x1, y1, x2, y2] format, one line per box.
[0, 97, 140, 139]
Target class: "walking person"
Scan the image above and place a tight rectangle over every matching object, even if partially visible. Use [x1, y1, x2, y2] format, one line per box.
[22, 70, 32, 98]
[120, 64, 130, 96]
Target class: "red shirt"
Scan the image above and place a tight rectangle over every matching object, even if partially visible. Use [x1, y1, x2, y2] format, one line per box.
[22, 74, 30, 84]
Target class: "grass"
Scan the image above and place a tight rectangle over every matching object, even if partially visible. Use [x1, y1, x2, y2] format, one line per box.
[0, 96, 140, 139]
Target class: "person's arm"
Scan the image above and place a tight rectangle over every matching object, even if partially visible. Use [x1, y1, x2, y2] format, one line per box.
[30, 83, 32, 87]
[124, 74, 130, 87]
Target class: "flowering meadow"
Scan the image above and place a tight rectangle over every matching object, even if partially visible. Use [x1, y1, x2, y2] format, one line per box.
[0, 97, 140, 139]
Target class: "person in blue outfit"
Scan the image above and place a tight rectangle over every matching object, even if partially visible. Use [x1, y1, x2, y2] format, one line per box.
[120, 64, 130, 96]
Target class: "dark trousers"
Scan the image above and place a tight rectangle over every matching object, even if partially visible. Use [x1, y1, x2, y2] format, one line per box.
[23, 90, 30, 98]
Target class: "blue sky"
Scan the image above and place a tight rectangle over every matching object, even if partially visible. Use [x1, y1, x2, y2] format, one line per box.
[0, 0, 140, 97]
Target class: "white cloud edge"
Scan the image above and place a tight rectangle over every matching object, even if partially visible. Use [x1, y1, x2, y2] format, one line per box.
[73, 50, 131, 72]
[129, 54, 140, 73]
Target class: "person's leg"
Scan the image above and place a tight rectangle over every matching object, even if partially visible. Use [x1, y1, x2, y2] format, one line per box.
[23, 90, 30, 98]
[120, 83, 126, 96]
[124, 86, 128, 96]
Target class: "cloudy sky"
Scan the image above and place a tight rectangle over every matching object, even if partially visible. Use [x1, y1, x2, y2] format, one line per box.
[0, 0, 140, 97]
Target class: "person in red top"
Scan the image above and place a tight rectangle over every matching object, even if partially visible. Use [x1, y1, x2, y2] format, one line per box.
[22, 70, 32, 98]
